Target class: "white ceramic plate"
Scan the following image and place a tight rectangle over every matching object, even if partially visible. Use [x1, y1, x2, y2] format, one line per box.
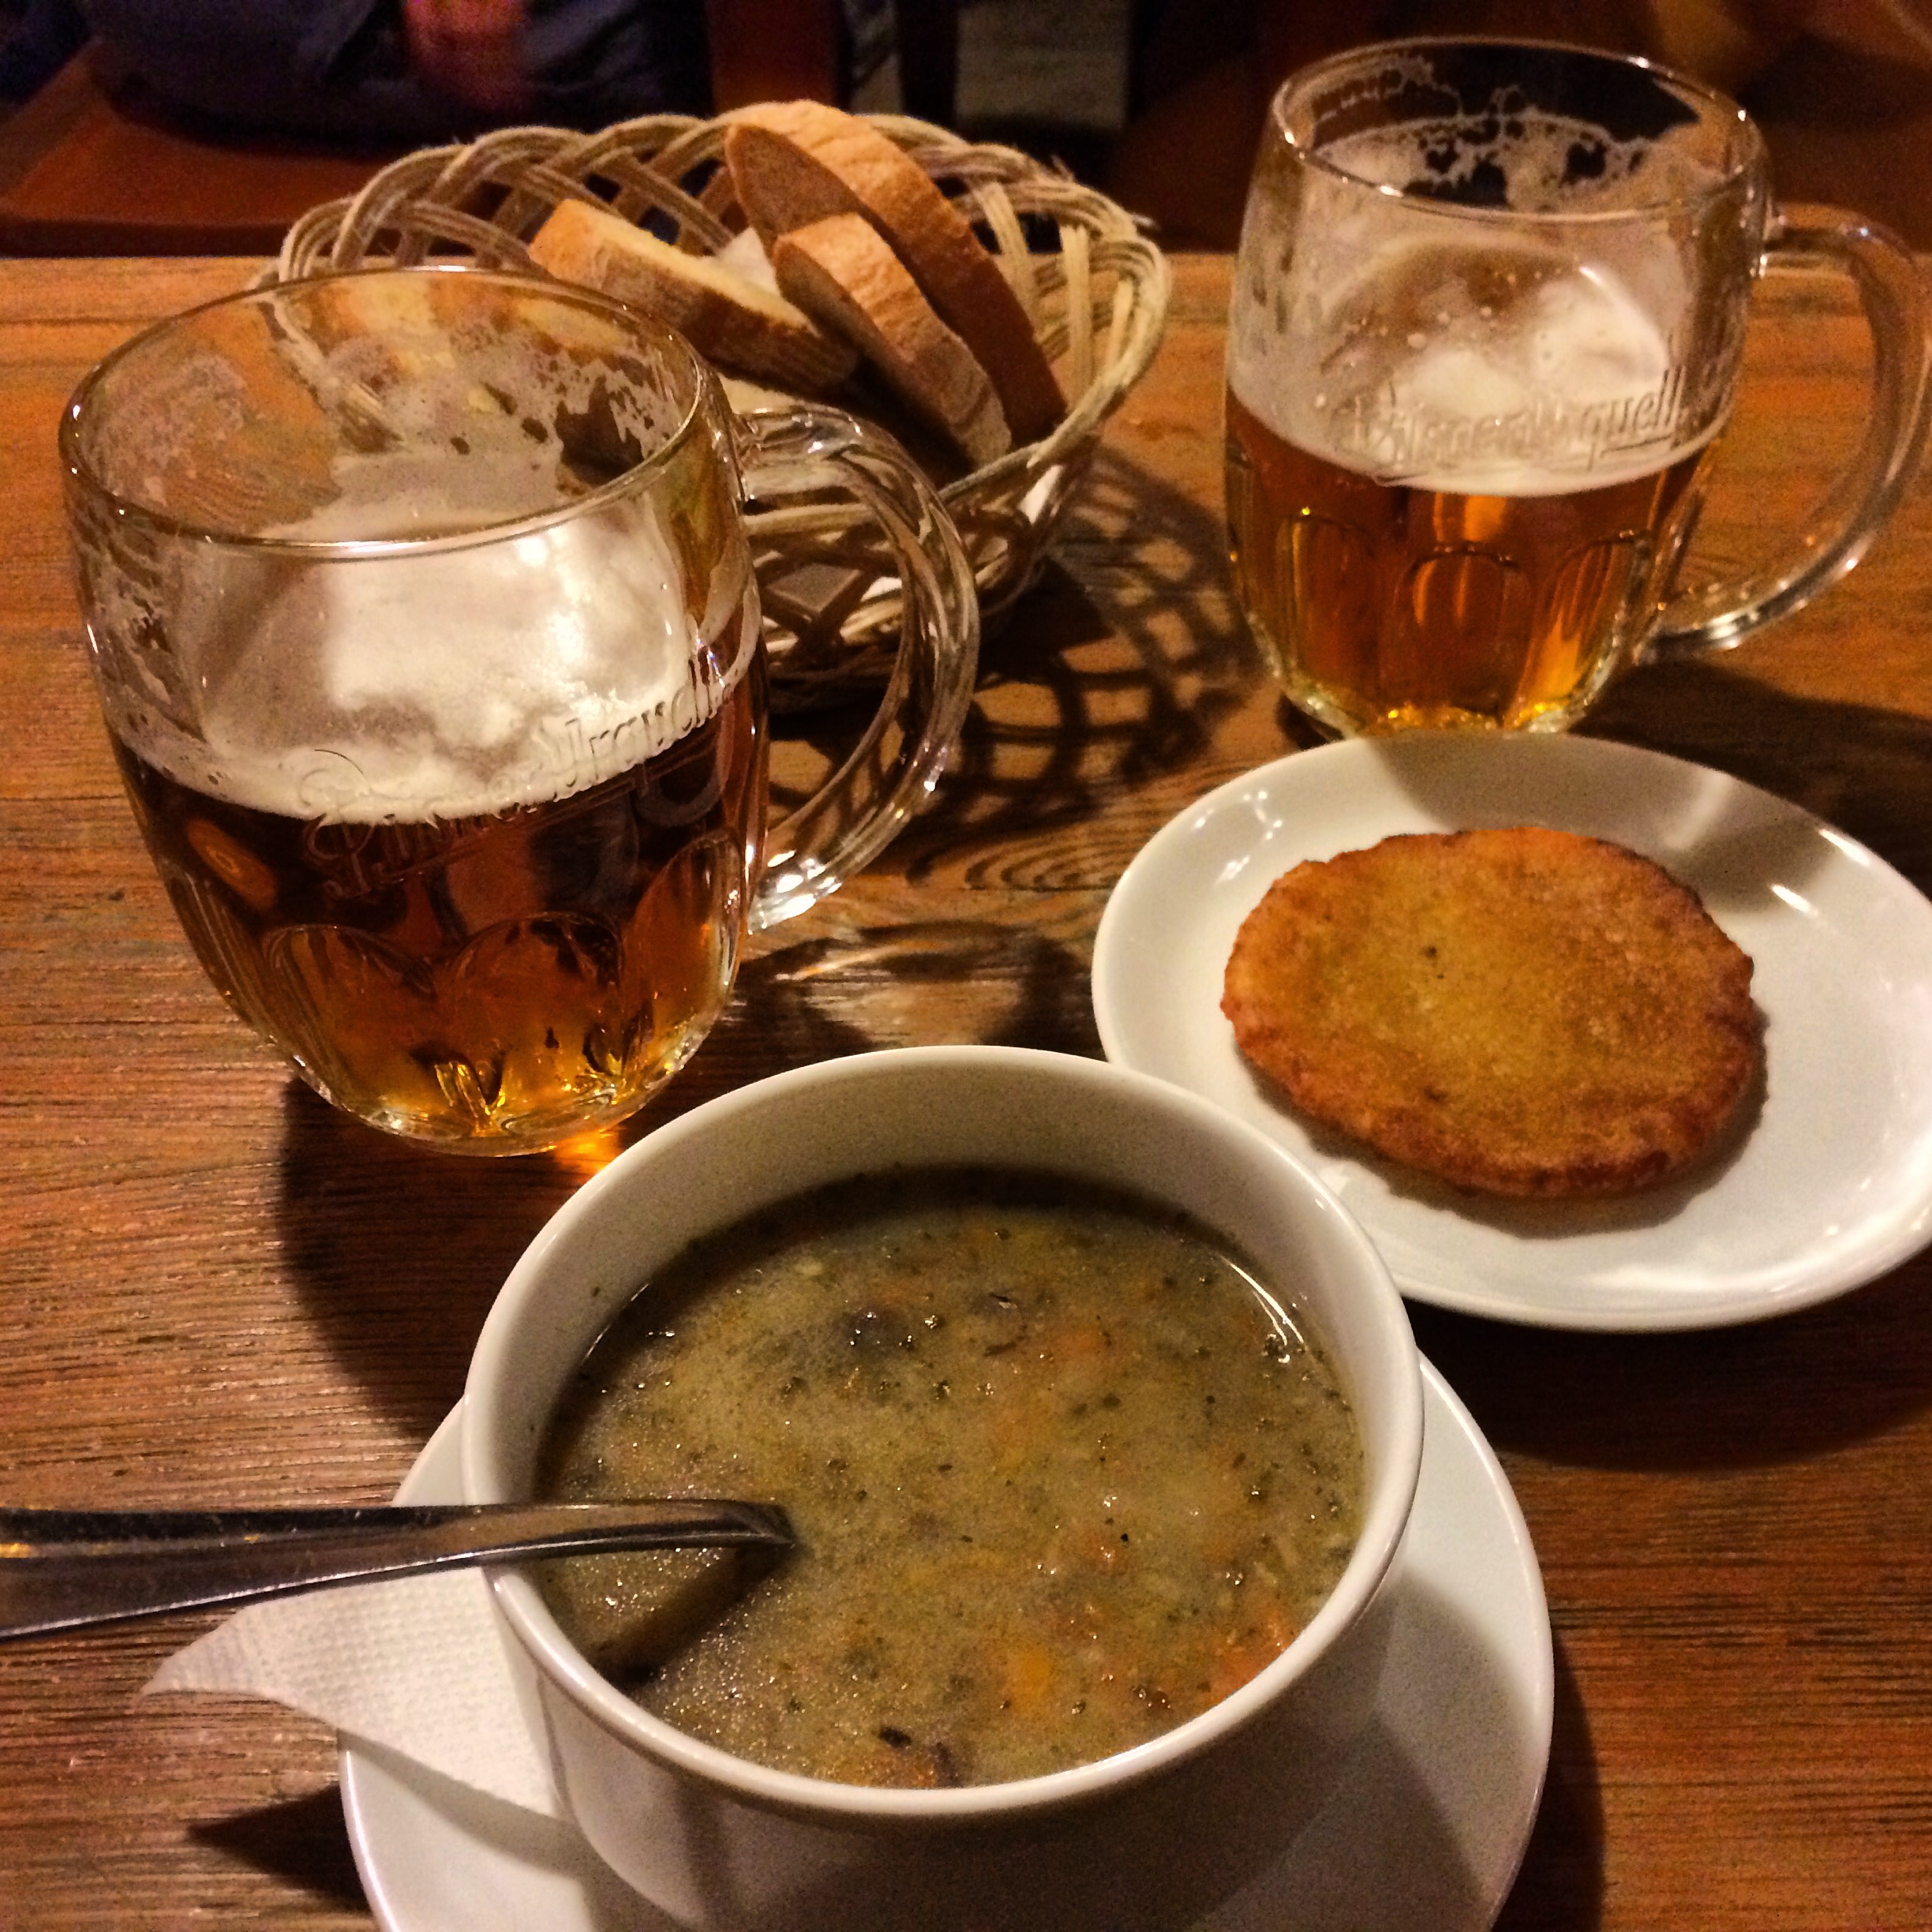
[342, 1376, 1552, 1932]
[1092, 734, 1932, 1331]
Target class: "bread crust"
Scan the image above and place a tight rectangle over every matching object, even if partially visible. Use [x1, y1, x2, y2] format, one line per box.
[724, 99, 1064, 443]
[772, 212, 1012, 466]
[528, 197, 856, 392]
[1222, 827, 1761, 1197]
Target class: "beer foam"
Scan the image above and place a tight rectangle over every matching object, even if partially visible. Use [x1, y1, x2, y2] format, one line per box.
[267, 445, 578, 541]
[141, 498, 753, 825]
[1228, 91, 1737, 496]
[1324, 113, 1698, 218]
[1232, 234, 1712, 496]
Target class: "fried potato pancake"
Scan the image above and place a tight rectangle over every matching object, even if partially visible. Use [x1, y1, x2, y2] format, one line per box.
[1222, 827, 1760, 1197]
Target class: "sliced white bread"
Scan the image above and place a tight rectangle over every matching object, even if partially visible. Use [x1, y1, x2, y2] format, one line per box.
[716, 374, 803, 416]
[527, 197, 856, 392]
[724, 99, 1064, 444]
[771, 212, 1013, 467]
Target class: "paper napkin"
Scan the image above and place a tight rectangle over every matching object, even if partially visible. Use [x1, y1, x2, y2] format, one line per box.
[144, 1568, 560, 1817]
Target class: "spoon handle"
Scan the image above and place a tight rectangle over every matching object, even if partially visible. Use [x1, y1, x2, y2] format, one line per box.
[0, 1501, 792, 1641]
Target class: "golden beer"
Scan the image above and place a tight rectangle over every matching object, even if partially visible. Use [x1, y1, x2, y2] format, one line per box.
[1211, 37, 1932, 735]
[64, 268, 979, 1151]
[113, 653, 765, 1150]
[1225, 388, 1714, 735]
[81, 336, 770, 1151]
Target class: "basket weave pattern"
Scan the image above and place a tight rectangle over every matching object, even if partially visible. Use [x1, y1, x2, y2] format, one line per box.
[271, 111, 1171, 704]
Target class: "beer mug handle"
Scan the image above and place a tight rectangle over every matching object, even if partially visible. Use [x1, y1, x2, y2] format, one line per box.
[1649, 204, 1932, 658]
[734, 405, 979, 931]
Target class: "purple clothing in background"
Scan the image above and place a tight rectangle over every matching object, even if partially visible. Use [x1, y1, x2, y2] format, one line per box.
[77, 0, 713, 142]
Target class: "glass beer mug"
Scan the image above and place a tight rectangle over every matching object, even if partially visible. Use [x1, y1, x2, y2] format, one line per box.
[1226, 37, 1930, 736]
[62, 268, 976, 1152]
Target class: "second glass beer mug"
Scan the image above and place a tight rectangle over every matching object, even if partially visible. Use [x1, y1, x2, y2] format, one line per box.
[62, 268, 976, 1152]
[1226, 37, 1930, 736]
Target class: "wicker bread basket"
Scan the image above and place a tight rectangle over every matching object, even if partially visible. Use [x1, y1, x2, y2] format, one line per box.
[268, 110, 1170, 706]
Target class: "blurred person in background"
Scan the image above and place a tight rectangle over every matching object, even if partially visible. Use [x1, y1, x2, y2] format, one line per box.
[0, 1, 892, 140]
[61, 0, 712, 140]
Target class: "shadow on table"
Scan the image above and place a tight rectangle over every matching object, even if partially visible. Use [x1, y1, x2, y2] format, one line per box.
[893, 441, 1263, 873]
[189, 1781, 365, 1913]
[266, 914, 1100, 1439]
[274, 1083, 584, 1439]
[631, 445, 1260, 1099]
[1583, 657, 1932, 895]
[727, 916, 1100, 1063]
[1495, 1636, 1604, 1932]
[1409, 1247, 1932, 1472]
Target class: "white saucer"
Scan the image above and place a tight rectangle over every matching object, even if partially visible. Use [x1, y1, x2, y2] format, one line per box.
[341, 1372, 1552, 1932]
[1093, 733, 1932, 1331]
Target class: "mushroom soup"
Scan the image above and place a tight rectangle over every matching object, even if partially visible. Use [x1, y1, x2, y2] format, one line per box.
[535, 1166, 1363, 1787]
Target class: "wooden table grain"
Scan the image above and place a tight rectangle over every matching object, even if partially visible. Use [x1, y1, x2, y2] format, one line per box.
[2, 253, 1929, 1930]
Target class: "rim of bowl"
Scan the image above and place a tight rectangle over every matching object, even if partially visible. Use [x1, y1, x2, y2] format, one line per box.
[463, 1045, 1424, 1823]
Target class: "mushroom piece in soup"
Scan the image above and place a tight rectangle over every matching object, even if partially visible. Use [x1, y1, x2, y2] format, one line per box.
[535, 1166, 1363, 1788]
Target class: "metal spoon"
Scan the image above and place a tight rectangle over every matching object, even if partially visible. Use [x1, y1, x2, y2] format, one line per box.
[0, 1500, 793, 1642]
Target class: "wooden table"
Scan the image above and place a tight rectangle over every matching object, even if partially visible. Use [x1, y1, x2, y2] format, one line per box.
[2, 254, 1929, 1930]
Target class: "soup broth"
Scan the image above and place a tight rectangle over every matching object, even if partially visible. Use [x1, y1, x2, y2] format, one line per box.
[536, 1166, 1363, 1787]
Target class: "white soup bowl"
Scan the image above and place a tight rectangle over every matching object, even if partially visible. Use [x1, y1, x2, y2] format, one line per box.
[462, 1045, 1423, 1931]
